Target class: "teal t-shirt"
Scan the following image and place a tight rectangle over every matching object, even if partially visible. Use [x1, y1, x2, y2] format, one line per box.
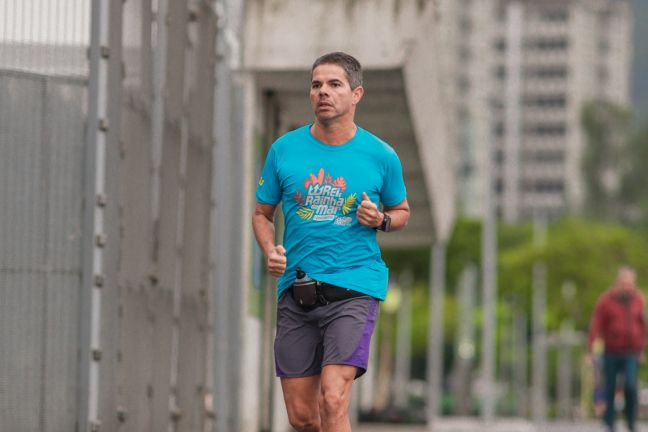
[256, 125, 407, 300]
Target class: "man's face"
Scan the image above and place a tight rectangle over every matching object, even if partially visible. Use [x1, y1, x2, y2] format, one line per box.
[310, 63, 363, 125]
[618, 269, 636, 289]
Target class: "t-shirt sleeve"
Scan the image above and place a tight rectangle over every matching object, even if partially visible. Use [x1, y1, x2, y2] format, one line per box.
[380, 151, 407, 206]
[256, 146, 281, 205]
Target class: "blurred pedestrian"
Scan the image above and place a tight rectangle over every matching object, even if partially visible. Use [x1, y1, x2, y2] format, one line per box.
[589, 267, 646, 432]
[252, 52, 410, 432]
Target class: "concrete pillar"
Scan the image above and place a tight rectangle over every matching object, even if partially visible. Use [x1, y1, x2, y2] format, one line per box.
[452, 264, 477, 416]
[531, 213, 548, 423]
[394, 281, 413, 410]
[513, 310, 528, 417]
[427, 241, 446, 425]
[211, 0, 241, 430]
[557, 322, 574, 419]
[360, 327, 378, 412]
[481, 128, 497, 423]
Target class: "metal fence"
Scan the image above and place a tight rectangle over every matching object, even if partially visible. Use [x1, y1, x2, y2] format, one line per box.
[0, 69, 88, 432]
[0, 0, 244, 431]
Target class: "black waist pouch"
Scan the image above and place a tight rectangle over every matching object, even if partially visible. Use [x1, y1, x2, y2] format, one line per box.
[292, 280, 318, 307]
[321, 284, 365, 302]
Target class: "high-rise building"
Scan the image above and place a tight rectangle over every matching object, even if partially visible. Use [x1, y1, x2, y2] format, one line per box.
[438, 0, 632, 220]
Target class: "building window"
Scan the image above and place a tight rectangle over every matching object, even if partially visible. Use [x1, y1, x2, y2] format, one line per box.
[534, 180, 564, 193]
[459, 45, 472, 62]
[494, 122, 505, 137]
[532, 150, 564, 163]
[495, 149, 505, 164]
[495, 178, 504, 193]
[522, 180, 535, 192]
[495, 38, 506, 52]
[460, 161, 474, 177]
[490, 97, 504, 110]
[458, 75, 471, 94]
[528, 38, 569, 51]
[526, 123, 567, 136]
[528, 66, 568, 79]
[494, 4, 506, 23]
[459, 15, 473, 33]
[495, 64, 506, 80]
[524, 95, 567, 108]
[599, 39, 610, 54]
[540, 9, 569, 22]
[597, 65, 609, 84]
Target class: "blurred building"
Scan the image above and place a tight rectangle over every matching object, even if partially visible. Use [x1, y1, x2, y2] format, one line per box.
[439, 0, 632, 220]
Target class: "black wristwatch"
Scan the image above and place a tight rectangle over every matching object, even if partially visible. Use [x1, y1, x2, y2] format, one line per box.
[376, 212, 391, 232]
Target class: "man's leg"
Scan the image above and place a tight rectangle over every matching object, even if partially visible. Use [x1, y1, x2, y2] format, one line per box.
[319, 364, 357, 432]
[603, 354, 619, 431]
[281, 376, 322, 432]
[622, 355, 639, 432]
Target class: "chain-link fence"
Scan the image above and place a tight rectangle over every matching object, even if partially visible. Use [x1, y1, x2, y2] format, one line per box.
[0, 0, 245, 431]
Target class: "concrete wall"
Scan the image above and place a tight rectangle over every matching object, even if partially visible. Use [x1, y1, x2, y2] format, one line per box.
[244, 0, 434, 70]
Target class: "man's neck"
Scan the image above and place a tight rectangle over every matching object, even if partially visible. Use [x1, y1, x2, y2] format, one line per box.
[311, 119, 357, 146]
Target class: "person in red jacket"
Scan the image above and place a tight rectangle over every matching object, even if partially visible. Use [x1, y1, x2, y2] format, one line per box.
[589, 267, 646, 432]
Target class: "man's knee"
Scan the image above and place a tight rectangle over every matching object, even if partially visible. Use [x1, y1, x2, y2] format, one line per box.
[287, 407, 320, 432]
[320, 388, 347, 418]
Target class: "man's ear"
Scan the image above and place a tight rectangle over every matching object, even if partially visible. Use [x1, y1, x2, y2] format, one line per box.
[352, 86, 364, 105]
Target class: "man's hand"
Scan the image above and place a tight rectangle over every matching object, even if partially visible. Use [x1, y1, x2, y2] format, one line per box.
[585, 353, 594, 367]
[267, 245, 287, 277]
[356, 192, 383, 228]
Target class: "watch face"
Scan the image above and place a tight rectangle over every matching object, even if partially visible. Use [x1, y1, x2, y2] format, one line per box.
[383, 213, 391, 232]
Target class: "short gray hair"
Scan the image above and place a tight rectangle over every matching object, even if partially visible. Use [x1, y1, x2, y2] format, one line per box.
[311, 52, 363, 89]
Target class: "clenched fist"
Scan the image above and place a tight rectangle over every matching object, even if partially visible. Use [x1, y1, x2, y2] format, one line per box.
[356, 192, 383, 228]
[267, 245, 287, 277]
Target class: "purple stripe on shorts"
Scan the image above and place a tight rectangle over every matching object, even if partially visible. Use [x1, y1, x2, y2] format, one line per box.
[275, 350, 288, 377]
[343, 299, 378, 368]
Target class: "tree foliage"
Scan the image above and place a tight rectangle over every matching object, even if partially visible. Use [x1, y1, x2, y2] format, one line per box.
[499, 218, 648, 331]
[396, 218, 648, 368]
[581, 101, 648, 224]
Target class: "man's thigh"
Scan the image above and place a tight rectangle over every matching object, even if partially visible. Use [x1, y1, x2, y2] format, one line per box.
[275, 292, 324, 377]
[281, 376, 321, 423]
[320, 364, 357, 397]
[281, 375, 320, 414]
[321, 296, 379, 378]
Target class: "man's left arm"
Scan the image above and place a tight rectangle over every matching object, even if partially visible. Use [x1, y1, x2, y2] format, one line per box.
[381, 199, 410, 232]
[357, 192, 410, 232]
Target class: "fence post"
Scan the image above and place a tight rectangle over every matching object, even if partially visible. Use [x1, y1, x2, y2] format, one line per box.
[79, 1, 111, 431]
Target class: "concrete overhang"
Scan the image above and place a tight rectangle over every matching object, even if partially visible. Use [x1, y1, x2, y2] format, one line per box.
[244, 0, 456, 247]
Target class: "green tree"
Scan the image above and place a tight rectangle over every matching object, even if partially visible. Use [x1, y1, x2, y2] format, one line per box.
[619, 124, 648, 224]
[581, 100, 632, 220]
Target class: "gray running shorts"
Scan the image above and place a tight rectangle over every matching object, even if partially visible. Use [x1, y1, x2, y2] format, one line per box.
[274, 291, 380, 379]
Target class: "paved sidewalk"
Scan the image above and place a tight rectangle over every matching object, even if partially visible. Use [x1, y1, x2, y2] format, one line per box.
[357, 418, 647, 432]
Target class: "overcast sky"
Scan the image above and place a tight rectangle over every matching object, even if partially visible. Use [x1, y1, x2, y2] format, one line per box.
[1, 0, 89, 45]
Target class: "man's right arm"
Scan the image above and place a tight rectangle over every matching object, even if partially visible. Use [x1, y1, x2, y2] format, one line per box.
[588, 296, 604, 353]
[252, 203, 287, 277]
